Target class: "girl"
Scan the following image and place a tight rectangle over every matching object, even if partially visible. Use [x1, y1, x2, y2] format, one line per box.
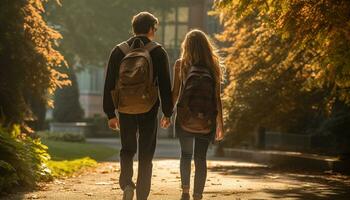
[172, 29, 224, 200]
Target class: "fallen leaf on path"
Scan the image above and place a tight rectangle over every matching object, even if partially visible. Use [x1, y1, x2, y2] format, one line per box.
[54, 180, 65, 185]
[266, 175, 279, 179]
[29, 195, 39, 199]
[40, 186, 50, 191]
[95, 181, 113, 185]
[153, 192, 164, 195]
[85, 193, 93, 196]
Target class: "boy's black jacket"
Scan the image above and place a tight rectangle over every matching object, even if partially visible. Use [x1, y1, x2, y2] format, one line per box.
[103, 36, 173, 119]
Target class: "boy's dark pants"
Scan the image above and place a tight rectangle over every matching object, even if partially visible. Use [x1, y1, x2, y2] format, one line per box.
[118, 105, 158, 200]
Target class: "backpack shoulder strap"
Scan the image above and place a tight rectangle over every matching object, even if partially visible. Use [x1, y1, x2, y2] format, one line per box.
[117, 42, 131, 55]
[144, 41, 161, 52]
[143, 41, 161, 84]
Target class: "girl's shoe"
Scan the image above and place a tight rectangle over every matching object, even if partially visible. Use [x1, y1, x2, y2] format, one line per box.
[180, 193, 190, 200]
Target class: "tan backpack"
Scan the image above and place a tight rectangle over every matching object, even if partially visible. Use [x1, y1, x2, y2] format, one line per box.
[111, 39, 160, 114]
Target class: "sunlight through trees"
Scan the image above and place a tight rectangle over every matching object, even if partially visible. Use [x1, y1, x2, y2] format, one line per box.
[213, 0, 350, 150]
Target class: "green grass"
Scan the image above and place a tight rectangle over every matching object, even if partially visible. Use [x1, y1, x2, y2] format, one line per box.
[42, 140, 117, 177]
[42, 139, 116, 161]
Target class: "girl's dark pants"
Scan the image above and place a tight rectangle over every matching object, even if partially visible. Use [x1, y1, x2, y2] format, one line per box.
[176, 123, 211, 197]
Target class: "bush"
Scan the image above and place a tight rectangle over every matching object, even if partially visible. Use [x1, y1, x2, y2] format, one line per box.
[84, 115, 118, 138]
[0, 125, 52, 193]
[38, 131, 85, 143]
[0, 161, 18, 191]
[47, 157, 97, 177]
[318, 109, 350, 156]
[53, 67, 84, 123]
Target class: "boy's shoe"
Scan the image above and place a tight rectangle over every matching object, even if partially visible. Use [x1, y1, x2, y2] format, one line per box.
[193, 193, 203, 200]
[180, 193, 190, 200]
[122, 185, 134, 200]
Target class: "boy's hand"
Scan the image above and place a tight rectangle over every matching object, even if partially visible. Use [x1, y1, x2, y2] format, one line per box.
[160, 116, 171, 129]
[108, 117, 120, 131]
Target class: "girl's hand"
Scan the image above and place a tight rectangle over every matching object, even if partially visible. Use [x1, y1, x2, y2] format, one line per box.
[215, 125, 224, 142]
[160, 116, 171, 129]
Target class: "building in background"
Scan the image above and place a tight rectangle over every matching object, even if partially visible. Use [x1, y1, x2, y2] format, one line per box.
[155, 0, 220, 64]
[77, 0, 220, 118]
[77, 66, 105, 118]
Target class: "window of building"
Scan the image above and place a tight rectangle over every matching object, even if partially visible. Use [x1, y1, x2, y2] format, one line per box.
[77, 66, 104, 94]
[206, 2, 221, 35]
[154, 4, 189, 63]
[178, 7, 189, 23]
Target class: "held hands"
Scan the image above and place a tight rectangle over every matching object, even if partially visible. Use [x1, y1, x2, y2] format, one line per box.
[108, 117, 120, 131]
[160, 116, 171, 129]
[108, 115, 219, 139]
[109, 116, 171, 130]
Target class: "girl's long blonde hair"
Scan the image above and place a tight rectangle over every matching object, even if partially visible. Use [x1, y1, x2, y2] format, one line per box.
[180, 29, 223, 84]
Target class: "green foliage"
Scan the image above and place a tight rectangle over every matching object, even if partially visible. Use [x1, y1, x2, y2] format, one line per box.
[53, 67, 84, 122]
[0, 160, 18, 192]
[47, 157, 97, 177]
[0, 0, 69, 126]
[42, 139, 116, 161]
[45, 0, 185, 67]
[318, 103, 350, 151]
[84, 116, 119, 137]
[213, 0, 350, 148]
[38, 131, 85, 143]
[0, 125, 51, 192]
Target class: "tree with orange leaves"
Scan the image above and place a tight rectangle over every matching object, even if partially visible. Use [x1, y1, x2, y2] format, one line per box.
[0, 0, 70, 128]
[0, 0, 72, 192]
[212, 0, 350, 151]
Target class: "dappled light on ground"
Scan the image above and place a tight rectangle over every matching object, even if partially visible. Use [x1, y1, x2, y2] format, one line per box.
[3, 159, 349, 200]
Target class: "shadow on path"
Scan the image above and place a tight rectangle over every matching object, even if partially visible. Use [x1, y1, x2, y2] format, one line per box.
[208, 163, 350, 200]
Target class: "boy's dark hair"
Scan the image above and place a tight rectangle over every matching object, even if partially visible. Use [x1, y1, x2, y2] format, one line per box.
[132, 12, 158, 35]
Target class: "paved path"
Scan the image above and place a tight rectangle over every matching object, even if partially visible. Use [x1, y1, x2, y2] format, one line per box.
[3, 138, 350, 200]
